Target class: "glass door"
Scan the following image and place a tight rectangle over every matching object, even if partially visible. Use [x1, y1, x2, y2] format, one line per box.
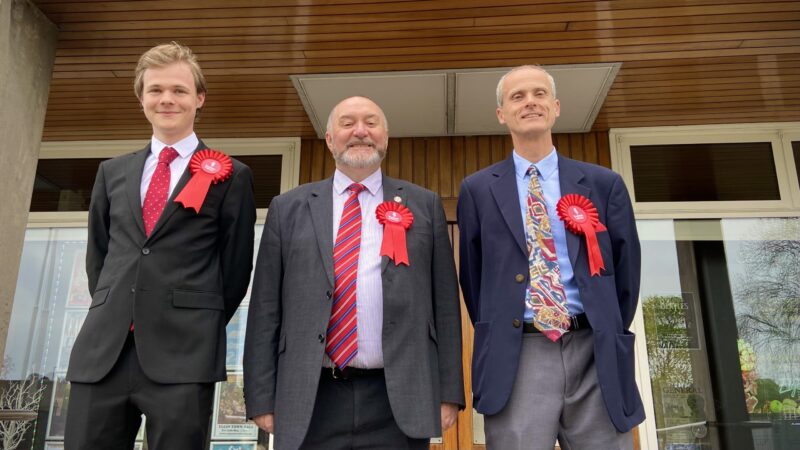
[639, 218, 800, 450]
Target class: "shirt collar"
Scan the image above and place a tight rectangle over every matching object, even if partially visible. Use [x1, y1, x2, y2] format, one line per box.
[512, 147, 558, 180]
[151, 132, 199, 160]
[333, 168, 382, 196]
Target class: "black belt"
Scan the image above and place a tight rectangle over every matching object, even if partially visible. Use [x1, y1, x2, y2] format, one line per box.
[322, 367, 384, 380]
[523, 313, 591, 334]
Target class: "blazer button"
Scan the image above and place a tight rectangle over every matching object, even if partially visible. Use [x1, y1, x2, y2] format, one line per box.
[318, 334, 325, 343]
[512, 319, 521, 328]
[326, 291, 332, 299]
[515, 274, 525, 283]
[141, 248, 150, 255]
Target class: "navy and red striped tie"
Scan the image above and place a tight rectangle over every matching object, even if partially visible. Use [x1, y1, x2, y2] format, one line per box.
[326, 183, 366, 368]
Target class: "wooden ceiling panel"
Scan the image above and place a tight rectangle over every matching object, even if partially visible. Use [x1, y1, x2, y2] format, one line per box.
[34, 1, 800, 141]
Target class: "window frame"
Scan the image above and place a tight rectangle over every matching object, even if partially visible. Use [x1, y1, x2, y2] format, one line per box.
[610, 123, 800, 218]
[30, 137, 301, 227]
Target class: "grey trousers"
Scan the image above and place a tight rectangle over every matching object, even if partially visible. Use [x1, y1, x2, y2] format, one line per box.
[484, 329, 633, 450]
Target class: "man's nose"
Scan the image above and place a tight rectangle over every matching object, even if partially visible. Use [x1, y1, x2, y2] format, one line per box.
[159, 91, 175, 104]
[353, 122, 369, 137]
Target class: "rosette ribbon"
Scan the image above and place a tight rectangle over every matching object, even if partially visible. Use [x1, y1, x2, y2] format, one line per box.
[174, 149, 233, 213]
[376, 201, 414, 266]
[557, 194, 607, 277]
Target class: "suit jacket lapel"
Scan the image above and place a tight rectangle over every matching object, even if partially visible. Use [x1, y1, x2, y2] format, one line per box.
[381, 176, 404, 273]
[126, 145, 151, 238]
[490, 157, 527, 256]
[309, 178, 336, 286]
[147, 141, 204, 240]
[557, 155, 591, 268]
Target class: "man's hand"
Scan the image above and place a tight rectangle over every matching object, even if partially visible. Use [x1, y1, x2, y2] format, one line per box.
[253, 413, 274, 433]
[441, 403, 459, 431]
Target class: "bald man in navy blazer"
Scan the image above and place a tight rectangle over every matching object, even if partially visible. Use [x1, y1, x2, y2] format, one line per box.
[458, 66, 644, 449]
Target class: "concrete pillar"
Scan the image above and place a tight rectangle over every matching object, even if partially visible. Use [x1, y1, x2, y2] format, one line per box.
[0, 0, 57, 361]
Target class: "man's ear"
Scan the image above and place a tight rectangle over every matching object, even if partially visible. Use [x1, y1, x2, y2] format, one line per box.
[496, 106, 506, 125]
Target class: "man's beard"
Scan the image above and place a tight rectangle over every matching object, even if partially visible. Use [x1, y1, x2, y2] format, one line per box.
[333, 141, 387, 168]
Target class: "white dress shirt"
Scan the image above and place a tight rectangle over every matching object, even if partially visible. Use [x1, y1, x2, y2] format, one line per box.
[327, 168, 385, 369]
[139, 133, 198, 205]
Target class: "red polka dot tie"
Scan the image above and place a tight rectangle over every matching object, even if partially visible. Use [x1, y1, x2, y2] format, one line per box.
[142, 146, 179, 236]
[326, 183, 366, 369]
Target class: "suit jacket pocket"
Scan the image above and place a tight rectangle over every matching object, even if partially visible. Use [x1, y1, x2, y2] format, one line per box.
[172, 289, 225, 310]
[616, 331, 638, 415]
[90, 287, 110, 309]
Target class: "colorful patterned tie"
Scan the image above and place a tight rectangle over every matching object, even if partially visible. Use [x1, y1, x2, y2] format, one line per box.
[326, 183, 366, 368]
[142, 146, 179, 236]
[525, 165, 571, 341]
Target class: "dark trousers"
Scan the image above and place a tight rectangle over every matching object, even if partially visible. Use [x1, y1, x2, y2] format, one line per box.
[64, 333, 214, 450]
[299, 370, 430, 450]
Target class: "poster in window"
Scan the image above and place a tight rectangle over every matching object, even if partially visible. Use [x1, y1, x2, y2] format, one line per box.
[66, 250, 91, 308]
[226, 308, 247, 370]
[212, 373, 258, 440]
[210, 443, 257, 450]
[46, 374, 70, 439]
[56, 310, 88, 372]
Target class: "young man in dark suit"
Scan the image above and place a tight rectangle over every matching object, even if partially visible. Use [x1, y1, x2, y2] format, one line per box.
[65, 42, 256, 450]
[458, 65, 644, 449]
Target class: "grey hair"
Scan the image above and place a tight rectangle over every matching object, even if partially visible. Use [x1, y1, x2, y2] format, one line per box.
[326, 96, 389, 134]
[496, 65, 557, 107]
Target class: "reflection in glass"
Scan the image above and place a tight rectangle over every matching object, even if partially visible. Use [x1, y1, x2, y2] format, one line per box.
[723, 218, 800, 449]
[2, 226, 268, 449]
[638, 220, 717, 450]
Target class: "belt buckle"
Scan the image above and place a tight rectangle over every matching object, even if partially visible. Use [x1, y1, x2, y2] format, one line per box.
[331, 366, 340, 379]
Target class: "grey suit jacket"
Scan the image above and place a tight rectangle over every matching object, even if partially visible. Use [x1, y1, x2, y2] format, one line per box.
[244, 175, 465, 450]
[67, 141, 256, 384]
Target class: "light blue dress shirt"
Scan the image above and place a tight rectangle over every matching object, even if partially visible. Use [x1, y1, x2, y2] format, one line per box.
[513, 149, 583, 318]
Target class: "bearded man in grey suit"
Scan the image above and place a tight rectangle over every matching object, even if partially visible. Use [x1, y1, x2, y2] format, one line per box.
[244, 96, 464, 450]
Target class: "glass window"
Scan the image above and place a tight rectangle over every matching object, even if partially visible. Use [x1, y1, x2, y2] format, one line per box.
[1, 226, 268, 449]
[630, 143, 780, 202]
[639, 218, 800, 450]
[30, 155, 283, 212]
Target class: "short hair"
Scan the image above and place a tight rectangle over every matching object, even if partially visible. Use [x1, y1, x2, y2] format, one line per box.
[325, 96, 389, 134]
[496, 65, 557, 107]
[134, 42, 206, 100]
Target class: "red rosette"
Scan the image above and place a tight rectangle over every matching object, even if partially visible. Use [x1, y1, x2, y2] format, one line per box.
[174, 149, 233, 213]
[376, 201, 414, 266]
[557, 194, 608, 277]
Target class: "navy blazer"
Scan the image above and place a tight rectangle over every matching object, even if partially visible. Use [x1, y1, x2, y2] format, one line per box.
[457, 153, 645, 433]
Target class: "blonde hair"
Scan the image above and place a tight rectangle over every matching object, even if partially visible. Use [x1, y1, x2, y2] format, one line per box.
[134, 42, 206, 100]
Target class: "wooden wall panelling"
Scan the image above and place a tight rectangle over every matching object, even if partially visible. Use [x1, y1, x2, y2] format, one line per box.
[297, 132, 612, 223]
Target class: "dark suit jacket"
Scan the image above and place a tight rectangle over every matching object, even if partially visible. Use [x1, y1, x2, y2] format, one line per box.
[244, 175, 465, 450]
[67, 141, 256, 384]
[457, 153, 644, 433]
